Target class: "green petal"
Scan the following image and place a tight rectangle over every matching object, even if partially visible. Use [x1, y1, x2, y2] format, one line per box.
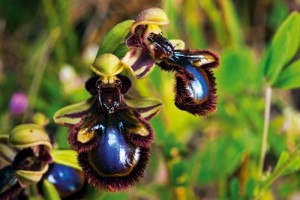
[51, 150, 82, 171]
[8, 124, 52, 150]
[124, 95, 163, 120]
[53, 98, 95, 127]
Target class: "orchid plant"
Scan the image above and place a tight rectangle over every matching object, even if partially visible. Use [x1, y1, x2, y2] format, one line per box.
[53, 7, 219, 192]
[1, 7, 220, 197]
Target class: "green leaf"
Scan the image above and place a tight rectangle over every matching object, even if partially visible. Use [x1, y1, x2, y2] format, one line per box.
[273, 151, 300, 176]
[195, 136, 244, 184]
[263, 12, 300, 85]
[96, 20, 134, 58]
[272, 12, 300, 64]
[51, 149, 82, 171]
[42, 180, 61, 200]
[216, 47, 257, 95]
[220, 0, 243, 46]
[200, 0, 227, 46]
[274, 60, 300, 89]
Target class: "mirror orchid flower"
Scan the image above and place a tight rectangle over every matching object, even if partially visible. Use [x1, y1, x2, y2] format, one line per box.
[123, 8, 220, 116]
[54, 53, 162, 191]
[0, 124, 52, 199]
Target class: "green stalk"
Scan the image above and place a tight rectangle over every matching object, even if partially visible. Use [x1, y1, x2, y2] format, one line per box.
[258, 86, 272, 176]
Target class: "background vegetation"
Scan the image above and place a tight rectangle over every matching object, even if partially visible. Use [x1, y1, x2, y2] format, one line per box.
[1, 0, 300, 199]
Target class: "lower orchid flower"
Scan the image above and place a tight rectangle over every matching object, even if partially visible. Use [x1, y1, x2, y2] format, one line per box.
[0, 124, 52, 199]
[53, 53, 162, 191]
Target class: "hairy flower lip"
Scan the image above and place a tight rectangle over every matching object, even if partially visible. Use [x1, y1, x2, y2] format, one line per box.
[174, 67, 217, 116]
[78, 146, 150, 192]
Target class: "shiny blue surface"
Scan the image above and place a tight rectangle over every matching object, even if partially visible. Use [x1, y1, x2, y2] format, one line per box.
[185, 64, 209, 101]
[89, 116, 140, 176]
[46, 163, 84, 197]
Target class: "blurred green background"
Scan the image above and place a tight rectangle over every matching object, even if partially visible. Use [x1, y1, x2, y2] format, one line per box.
[1, 0, 300, 199]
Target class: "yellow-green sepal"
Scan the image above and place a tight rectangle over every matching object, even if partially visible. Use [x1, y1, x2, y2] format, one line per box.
[124, 95, 163, 120]
[53, 98, 95, 127]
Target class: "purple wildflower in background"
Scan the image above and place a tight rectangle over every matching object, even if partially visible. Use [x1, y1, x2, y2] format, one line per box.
[9, 92, 28, 116]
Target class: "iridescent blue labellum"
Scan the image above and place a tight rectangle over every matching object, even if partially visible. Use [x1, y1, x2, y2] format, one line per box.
[44, 163, 85, 198]
[146, 33, 219, 116]
[88, 114, 140, 177]
[174, 61, 217, 116]
[76, 110, 152, 192]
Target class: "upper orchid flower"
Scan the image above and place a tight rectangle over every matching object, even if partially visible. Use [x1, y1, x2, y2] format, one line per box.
[54, 53, 162, 191]
[123, 8, 220, 116]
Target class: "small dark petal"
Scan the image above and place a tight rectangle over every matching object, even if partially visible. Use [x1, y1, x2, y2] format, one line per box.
[0, 182, 22, 200]
[130, 49, 155, 79]
[12, 148, 35, 170]
[126, 32, 143, 48]
[175, 67, 217, 116]
[86, 75, 132, 96]
[85, 76, 100, 96]
[12, 146, 52, 171]
[78, 147, 150, 192]
[45, 163, 85, 198]
[117, 75, 132, 94]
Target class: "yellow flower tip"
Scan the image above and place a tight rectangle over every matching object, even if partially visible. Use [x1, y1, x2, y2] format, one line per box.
[91, 53, 124, 76]
[131, 7, 169, 33]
